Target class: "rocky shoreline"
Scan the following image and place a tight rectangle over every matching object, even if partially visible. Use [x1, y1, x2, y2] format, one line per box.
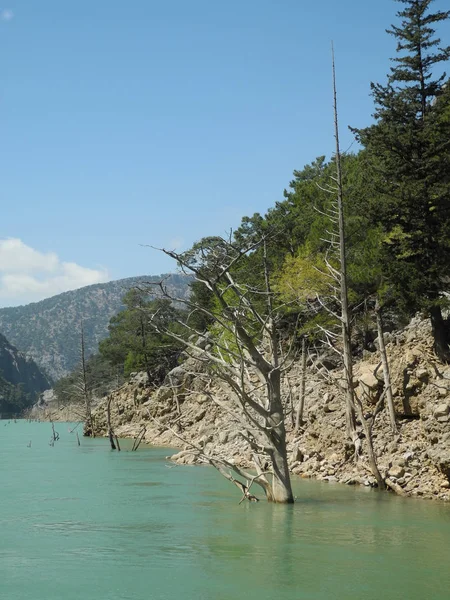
[29, 390, 87, 423]
[85, 315, 450, 502]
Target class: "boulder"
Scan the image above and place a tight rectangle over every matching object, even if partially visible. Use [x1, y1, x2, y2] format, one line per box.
[291, 446, 304, 463]
[218, 431, 229, 444]
[434, 403, 450, 418]
[388, 465, 405, 479]
[416, 368, 429, 381]
[166, 366, 188, 387]
[359, 368, 380, 391]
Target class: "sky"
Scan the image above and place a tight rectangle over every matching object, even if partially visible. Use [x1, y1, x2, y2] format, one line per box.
[1, 0, 449, 307]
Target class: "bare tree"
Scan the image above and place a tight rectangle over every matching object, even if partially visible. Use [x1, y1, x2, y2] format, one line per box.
[294, 336, 307, 432]
[306, 48, 390, 486]
[314, 46, 360, 456]
[106, 393, 121, 450]
[146, 235, 295, 503]
[71, 320, 95, 436]
[375, 300, 397, 434]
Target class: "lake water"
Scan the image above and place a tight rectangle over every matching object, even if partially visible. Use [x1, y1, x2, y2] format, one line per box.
[1, 421, 450, 600]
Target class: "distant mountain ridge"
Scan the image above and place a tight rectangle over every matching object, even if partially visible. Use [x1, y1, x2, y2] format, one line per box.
[0, 332, 50, 417]
[0, 274, 190, 381]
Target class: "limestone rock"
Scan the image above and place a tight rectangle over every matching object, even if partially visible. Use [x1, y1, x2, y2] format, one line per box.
[434, 403, 450, 418]
[388, 465, 405, 479]
[359, 368, 380, 391]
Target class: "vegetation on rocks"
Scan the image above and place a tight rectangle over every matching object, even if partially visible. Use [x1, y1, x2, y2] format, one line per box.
[92, 315, 450, 502]
[27, 1, 450, 503]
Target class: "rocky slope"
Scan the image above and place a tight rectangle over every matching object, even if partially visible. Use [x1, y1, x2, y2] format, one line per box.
[28, 389, 88, 422]
[0, 333, 51, 417]
[91, 316, 450, 502]
[0, 273, 190, 380]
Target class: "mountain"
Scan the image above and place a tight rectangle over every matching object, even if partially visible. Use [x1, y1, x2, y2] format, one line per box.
[0, 332, 51, 417]
[0, 274, 190, 381]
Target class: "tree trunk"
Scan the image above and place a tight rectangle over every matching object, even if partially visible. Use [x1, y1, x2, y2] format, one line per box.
[106, 395, 117, 450]
[80, 320, 95, 437]
[266, 369, 294, 503]
[375, 303, 397, 434]
[357, 403, 386, 490]
[294, 337, 307, 432]
[430, 305, 450, 363]
[269, 436, 294, 503]
[332, 47, 359, 457]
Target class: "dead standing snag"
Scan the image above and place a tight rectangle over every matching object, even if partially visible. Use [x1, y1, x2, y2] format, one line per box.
[145, 235, 295, 503]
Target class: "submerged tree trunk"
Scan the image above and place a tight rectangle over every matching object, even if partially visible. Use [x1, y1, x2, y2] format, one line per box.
[146, 235, 295, 503]
[265, 369, 294, 503]
[269, 432, 294, 503]
[106, 395, 117, 450]
[430, 305, 450, 363]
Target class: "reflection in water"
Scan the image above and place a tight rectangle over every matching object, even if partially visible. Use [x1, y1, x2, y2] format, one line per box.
[193, 477, 450, 599]
[1, 421, 450, 600]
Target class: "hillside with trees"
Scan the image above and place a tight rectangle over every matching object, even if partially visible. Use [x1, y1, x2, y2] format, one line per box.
[52, 292, 186, 415]
[0, 332, 50, 417]
[0, 273, 190, 381]
[76, 1, 450, 503]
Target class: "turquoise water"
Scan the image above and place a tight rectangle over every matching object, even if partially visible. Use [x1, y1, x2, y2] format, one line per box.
[1, 421, 450, 600]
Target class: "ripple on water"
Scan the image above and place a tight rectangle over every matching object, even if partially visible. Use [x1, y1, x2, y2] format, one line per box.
[125, 481, 162, 486]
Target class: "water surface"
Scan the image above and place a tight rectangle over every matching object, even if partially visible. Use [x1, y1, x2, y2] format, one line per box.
[1, 421, 449, 600]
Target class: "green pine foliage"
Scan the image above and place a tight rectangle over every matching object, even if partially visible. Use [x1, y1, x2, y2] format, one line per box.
[99, 290, 184, 385]
[353, 0, 450, 315]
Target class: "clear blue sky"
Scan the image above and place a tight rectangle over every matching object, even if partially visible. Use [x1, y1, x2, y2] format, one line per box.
[1, 0, 449, 306]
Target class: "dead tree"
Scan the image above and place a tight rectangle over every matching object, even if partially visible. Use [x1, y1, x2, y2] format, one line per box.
[131, 425, 147, 451]
[331, 47, 360, 456]
[148, 410, 262, 503]
[308, 48, 388, 486]
[313, 47, 360, 456]
[49, 421, 60, 446]
[375, 300, 397, 434]
[71, 320, 95, 436]
[146, 235, 295, 503]
[106, 394, 121, 450]
[294, 336, 307, 432]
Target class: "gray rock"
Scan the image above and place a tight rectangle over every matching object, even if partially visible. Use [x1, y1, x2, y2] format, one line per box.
[193, 409, 207, 423]
[324, 402, 339, 413]
[218, 431, 229, 444]
[388, 465, 405, 479]
[434, 403, 450, 418]
[291, 446, 304, 463]
[416, 368, 429, 380]
[166, 366, 187, 386]
[359, 370, 379, 390]
[437, 415, 450, 423]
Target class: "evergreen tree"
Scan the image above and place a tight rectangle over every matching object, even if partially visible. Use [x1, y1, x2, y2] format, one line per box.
[99, 290, 183, 385]
[354, 0, 450, 359]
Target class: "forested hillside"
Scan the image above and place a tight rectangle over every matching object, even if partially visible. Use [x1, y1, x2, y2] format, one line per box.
[0, 333, 50, 417]
[79, 1, 450, 503]
[0, 274, 190, 381]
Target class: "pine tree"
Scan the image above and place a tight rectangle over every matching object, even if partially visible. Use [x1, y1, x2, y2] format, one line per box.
[354, 0, 450, 360]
